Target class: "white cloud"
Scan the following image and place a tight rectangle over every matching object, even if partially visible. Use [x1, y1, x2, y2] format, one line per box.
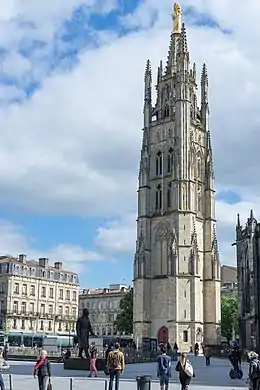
[0, 0, 259, 267]
[0, 219, 105, 274]
[95, 214, 136, 254]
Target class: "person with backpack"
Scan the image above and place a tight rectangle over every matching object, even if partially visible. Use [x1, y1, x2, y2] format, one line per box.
[248, 351, 260, 390]
[175, 352, 195, 390]
[106, 342, 125, 390]
[157, 346, 171, 390]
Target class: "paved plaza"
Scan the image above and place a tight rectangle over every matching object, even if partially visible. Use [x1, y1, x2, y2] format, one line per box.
[3, 356, 249, 390]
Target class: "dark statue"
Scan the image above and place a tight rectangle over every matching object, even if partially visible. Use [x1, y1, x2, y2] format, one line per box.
[76, 308, 95, 358]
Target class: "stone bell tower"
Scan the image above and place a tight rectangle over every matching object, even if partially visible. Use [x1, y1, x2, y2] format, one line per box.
[133, 2, 221, 351]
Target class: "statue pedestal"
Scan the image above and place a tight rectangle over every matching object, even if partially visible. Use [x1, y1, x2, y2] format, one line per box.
[64, 357, 106, 371]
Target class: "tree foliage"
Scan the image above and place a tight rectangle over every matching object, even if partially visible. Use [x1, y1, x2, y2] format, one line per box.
[221, 296, 238, 342]
[114, 288, 133, 335]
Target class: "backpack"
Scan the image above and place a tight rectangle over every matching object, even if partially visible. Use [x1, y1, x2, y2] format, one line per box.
[184, 360, 194, 377]
[110, 351, 120, 369]
[159, 356, 170, 374]
[250, 360, 260, 379]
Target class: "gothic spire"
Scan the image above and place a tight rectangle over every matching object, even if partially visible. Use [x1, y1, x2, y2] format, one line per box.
[177, 23, 188, 54]
[143, 59, 152, 128]
[212, 225, 220, 262]
[236, 213, 241, 229]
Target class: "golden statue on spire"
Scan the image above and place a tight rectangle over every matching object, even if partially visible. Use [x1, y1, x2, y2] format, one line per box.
[172, 3, 182, 33]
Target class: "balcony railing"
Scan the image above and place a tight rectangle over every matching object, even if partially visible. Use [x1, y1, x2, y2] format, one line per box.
[1, 311, 77, 321]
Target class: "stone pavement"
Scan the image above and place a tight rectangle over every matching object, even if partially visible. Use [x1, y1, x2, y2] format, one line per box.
[3, 356, 249, 390]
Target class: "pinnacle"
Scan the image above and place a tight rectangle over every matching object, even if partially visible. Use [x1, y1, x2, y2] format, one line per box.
[201, 63, 208, 84]
[144, 59, 152, 80]
[177, 23, 188, 53]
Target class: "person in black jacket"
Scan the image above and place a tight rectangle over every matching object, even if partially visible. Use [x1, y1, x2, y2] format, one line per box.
[33, 350, 51, 390]
[229, 343, 241, 373]
[176, 352, 195, 390]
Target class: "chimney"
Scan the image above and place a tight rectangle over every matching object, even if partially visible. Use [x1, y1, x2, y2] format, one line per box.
[39, 258, 49, 268]
[54, 262, 62, 270]
[19, 254, 27, 264]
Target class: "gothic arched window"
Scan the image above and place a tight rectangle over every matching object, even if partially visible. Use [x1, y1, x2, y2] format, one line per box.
[156, 185, 162, 210]
[163, 104, 170, 118]
[197, 158, 201, 179]
[167, 182, 171, 208]
[156, 151, 162, 175]
[167, 148, 174, 172]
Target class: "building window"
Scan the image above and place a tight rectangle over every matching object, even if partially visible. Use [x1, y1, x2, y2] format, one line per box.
[22, 284, 27, 296]
[66, 290, 70, 300]
[29, 320, 33, 330]
[40, 321, 44, 330]
[58, 306, 63, 315]
[59, 289, 64, 300]
[40, 304, 45, 314]
[72, 291, 76, 302]
[21, 302, 26, 313]
[13, 319, 17, 329]
[21, 319, 25, 329]
[49, 288, 54, 299]
[41, 287, 46, 298]
[167, 182, 171, 207]
[48, 321, 52, 331]
[30, 302, 34, 313]
[49, 305, 53, 314]
[184, 290, 186, 298]
[184, 310, 186, 319]
[58, 322, 62, 331]
[65, 307, 69, 315]
[167, 149, 174, 172]
[183, 330, 188, 342]
[30, 285, 35, 296]
[72, 307, 76, 316]
[163, 104, 170, 118]
[156, 151, 162, 175]
[14, 283, 19, 294]
[13, 301, 18, 313]
[155, 185, 162, 210]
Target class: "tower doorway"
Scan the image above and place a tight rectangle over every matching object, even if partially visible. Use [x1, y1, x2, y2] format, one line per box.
[157, 326, 169, 344]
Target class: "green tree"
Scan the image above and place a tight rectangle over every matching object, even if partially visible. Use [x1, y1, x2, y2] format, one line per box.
[221, 296, 238, 343]
[114, 288, 133, 335]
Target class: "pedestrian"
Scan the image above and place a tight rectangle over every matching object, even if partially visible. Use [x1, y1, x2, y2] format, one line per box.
[247, 351, 260, 390]
[157, 346, 171, 390]
[204, 345, 211, 366]
[175, 352, 195, 390]
[106, 342, 125, 390]
[89, 342, 98, 377]
[0, 347, 9, 390]
[33, 350, 51, 390]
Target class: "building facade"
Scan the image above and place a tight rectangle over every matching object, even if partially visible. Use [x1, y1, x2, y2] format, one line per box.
[236, 211, 260, 352]
[79, 284, 130, 336]
[221, 265, 237, 298]
[133, 3, 221, 350]
[0, 254, 79, 336]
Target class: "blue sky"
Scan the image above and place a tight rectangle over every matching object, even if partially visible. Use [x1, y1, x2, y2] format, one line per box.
[0, 0, 258, 287]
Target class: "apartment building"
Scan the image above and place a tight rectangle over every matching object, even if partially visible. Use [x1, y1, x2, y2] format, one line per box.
[79, 284, 130, 336]
[0, 254, 79, 336]
[221, 265, 237, 298]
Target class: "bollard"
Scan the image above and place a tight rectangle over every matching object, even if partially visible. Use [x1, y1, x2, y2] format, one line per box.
[104, 380, 108, 390]
[70, 378, 73, 390]
[9, 374, 13, 390]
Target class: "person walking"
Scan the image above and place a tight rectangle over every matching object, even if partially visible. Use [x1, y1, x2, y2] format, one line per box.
[248, 351, 260, 390]
[0, 348, 9, 390]
[204, 346, 211, 366]
[33, 350, 51, 390]
[107, 342, 125, 390]
[157, 346, 171, 390]
[88, 342, 98, 377]
[176, 352, 195, 390]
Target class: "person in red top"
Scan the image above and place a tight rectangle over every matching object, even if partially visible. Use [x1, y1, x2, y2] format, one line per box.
[33, 350, 51, 390]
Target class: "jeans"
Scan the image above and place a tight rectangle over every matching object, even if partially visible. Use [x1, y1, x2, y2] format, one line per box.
[109, 370, 120, 390]
[205, 356, 210, 366]
[181, 385, 189, 390]
[38, 375, 48, 390]
[89, 358, 97, 376]
[0, 374, 5, 390]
